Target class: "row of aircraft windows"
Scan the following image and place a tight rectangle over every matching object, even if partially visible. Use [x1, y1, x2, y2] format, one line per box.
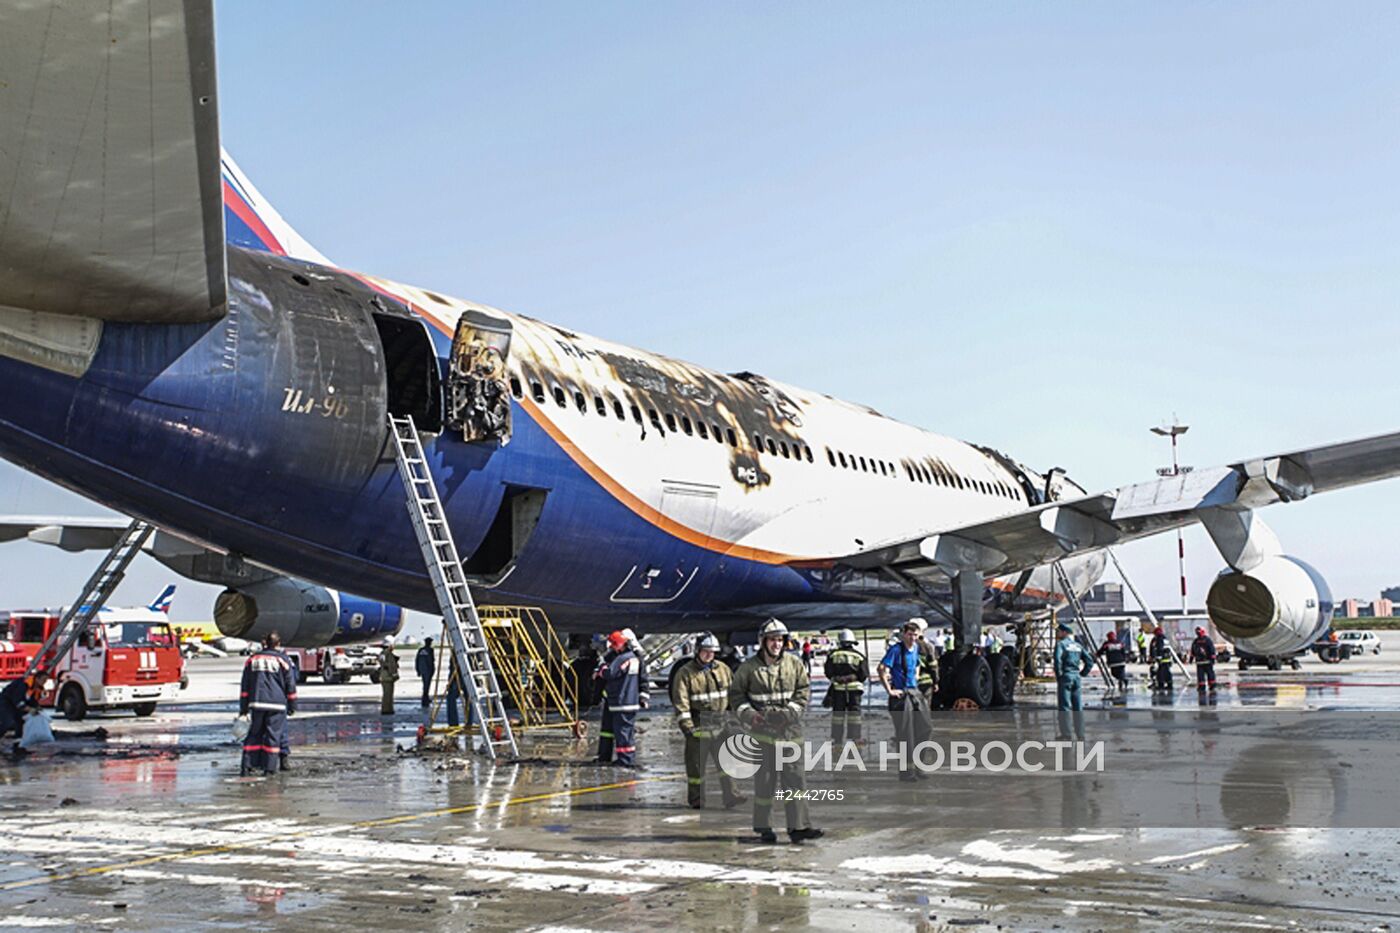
[510, 375, 818, 461]
[509, 373, 1020, 500]
[825, 444, 1022, 500]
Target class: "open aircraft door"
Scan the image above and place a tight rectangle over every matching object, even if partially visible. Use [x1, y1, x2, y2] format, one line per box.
[447, 310, 513, 444]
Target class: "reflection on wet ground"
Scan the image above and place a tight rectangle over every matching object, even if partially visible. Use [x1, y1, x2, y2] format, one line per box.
[2, 663, 1400, 930]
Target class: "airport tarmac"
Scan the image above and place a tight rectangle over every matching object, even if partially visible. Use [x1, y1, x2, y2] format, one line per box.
[3, 645, 1400, 931]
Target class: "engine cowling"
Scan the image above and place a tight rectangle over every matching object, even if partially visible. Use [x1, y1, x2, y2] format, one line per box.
[214, 578, 403, 648]
[1206, 556, 1332, 657]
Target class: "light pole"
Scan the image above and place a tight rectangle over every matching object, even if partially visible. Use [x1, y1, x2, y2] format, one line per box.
[1151, 420, 1191, 614]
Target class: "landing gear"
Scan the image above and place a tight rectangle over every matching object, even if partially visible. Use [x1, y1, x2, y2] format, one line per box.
[987, 653, 1017, 706]
[953, 654, 994, 708]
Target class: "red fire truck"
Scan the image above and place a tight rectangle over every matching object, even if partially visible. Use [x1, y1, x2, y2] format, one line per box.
[0, 608, 185, 719]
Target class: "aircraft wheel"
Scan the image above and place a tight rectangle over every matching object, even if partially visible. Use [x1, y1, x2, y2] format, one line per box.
[60, 684, 87, 721]
[369, 670, 381, 685]
[1267, 657, 1282, 672]
[987, 653, 1017, 707]
[132, 702, 157, 717]
[953, 655, 994, 708]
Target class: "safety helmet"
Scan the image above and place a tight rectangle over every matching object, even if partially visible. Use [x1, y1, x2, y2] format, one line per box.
[837, 628, 857, 646]
[759, 618, 788, 639]
[1154, 626, 1164, 636]
[696, 632, 720, 652]
[606, 630, 628, 651]
[382, 635, 395, 646]
[1056, 621, 1073, 633]
[1195, 627, 1206, 637]
[1105, 631, 1117, 642]
[620, 627, 639, 647]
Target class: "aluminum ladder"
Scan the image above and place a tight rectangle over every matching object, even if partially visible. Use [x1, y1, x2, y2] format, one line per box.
[25, 519, 154, 677]
[388, 413, 518, 759]
[1051, 560, 1114, 687]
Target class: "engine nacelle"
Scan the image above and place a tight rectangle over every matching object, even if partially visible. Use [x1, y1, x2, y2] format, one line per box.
[214, 578, 403, 648]
[1206, 556, 1332, 657]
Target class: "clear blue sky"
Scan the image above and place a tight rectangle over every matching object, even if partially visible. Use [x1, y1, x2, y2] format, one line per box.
[3, 2, 1398, 629]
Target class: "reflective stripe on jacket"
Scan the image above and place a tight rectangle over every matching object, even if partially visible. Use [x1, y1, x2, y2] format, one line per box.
[823, 648, 868, 692]
[240, 649, 297, 714]
[673, 658, 732, 733]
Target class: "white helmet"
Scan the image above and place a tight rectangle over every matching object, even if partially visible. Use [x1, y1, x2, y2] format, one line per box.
[620, 627, 639, 647]
[382, 635, 396, 646]
[696, 632, 720, 652]
[759, 618, 788, 639]
[837, 628, 857, 646]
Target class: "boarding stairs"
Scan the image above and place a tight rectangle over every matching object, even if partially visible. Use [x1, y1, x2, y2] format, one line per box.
[639, 632, 692, 672]
[1051, 560, 1114, 687]
[25, 519, 153, 678]
[388, 414, 519, 760]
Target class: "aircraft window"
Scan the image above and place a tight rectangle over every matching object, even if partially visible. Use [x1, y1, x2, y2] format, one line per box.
[779, 441, 789, 458]
[838, 452, 848, 468]
[878, 461, 888, 476]
[711, 423, 723, 443]
[648, 408, 664, 433]
[804, 445, 813, 463]
[681, 416, 694, 436]
[766, 438, 777, 456]
[593, 395, 607, 417]
[552, 385, 567, 408]
[665, 412, 678, 432]
[574, 390, 587, 414]
[754, 432, 763, 451]
[860, 456, 869, 472]
[696, 421, 709, 439]
[631, 404, 644, 426]
[509, 376, 522, 399]
[827, 448, 836, 466]
[920, 465, 931, 484]
[612, 398, 626, 420]
[531, 381, 546, 403]
[723, 428, 735, 446]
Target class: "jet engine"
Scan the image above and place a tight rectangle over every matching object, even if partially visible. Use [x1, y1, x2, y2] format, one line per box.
[1206, 556, 1332, 657]
[214, 578, 403, 648]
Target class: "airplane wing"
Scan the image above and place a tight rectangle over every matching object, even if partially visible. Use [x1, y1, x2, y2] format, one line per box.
[0, 0, 224, 324]
[843, 429, 1400, 582]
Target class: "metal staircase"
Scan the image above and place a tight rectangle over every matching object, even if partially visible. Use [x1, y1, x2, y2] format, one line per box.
[1051, 560, 1114, 687]
[388, 413, 518, 759]
[25, 519, 153, 677]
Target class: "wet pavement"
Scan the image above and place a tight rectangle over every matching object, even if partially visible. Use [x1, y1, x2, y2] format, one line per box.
[3, 656, 1400, 930]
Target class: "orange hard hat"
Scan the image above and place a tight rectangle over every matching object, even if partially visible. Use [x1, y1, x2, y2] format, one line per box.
[606, 630, 628, 651]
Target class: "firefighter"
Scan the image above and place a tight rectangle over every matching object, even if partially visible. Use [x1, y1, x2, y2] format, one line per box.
[674, 633, 745, 809]
[1098, 630, 1129, 692]
[621, 628, 650, 710]
[823, 629, 868, 746]
[730, 618, 823, 844]
[239, 632, 297, 776]
[378, 636, 399, 716]
[1149, 626, 1174, 691]
[595, 631, 620, 763]
[415, 636, 435, 708]
[600, 630, 642, 767]
[1190, 626, 1218, 692]
[879, 620, 927, 782]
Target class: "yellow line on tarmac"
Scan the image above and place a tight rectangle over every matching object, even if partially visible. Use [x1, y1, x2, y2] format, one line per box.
[0, 774, 680, 892]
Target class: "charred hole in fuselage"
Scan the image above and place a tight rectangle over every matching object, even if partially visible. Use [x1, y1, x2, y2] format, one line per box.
[372, 313, 443, 432]
[463, 485, 547, 577]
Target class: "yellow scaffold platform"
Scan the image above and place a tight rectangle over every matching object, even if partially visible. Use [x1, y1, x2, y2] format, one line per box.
[421, 605, 585, 744]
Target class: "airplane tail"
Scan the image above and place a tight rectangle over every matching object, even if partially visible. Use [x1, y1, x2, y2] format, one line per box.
[220, 151, 330, 266]
[148, 584, 177, 614]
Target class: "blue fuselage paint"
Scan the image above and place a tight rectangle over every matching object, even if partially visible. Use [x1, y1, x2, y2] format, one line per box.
[0, 248, 817, 632]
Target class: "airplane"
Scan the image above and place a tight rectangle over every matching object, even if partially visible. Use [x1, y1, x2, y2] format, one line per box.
[0, 2, 1396, 706]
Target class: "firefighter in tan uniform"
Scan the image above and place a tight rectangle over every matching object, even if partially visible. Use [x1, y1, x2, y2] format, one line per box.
[729, 619, 824, 844]
[673, 633, 746, 810]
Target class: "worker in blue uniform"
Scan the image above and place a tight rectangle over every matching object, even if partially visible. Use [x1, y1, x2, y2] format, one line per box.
[239, 632, 297, 776]
[600, 630, 642, 767]
[1053, 621, 1093, 741]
